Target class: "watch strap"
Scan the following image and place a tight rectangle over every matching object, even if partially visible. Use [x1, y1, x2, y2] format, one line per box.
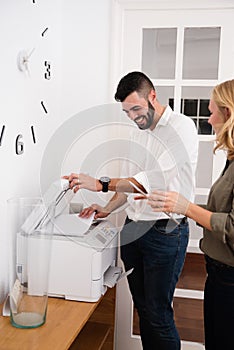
[102, 181, 109, 192]
[99, 177, 110, 192]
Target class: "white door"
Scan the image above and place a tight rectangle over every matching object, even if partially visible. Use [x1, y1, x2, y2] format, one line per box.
[112, 1, 234, 349]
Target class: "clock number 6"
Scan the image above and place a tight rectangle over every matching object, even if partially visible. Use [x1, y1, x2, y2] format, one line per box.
[44, 61, 51, 80]
[15, 135, 24, 155]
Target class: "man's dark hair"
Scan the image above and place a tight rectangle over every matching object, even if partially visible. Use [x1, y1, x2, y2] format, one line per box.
[114, 71, 155, 102]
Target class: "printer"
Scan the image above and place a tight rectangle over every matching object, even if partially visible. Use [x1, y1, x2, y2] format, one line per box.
[16, 180, 121, 303]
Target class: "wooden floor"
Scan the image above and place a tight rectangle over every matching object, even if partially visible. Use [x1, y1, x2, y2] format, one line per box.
[133, 253, 207, 344]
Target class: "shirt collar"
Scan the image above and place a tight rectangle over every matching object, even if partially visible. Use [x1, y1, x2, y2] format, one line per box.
[156, 105, 173, 127]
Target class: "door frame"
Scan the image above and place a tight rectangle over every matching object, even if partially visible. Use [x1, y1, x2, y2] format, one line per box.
[111, 1, 234, 349]
[109, 0, 234, 98]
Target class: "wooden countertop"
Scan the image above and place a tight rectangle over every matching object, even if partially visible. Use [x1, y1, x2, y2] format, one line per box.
[0, 297, 100, 350]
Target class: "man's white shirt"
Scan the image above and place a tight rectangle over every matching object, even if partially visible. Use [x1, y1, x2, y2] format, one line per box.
[121, 105, 199, 221]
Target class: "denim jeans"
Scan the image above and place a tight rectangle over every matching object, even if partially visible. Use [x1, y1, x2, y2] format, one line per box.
[204, 255, 234, 350]
[120, 217, 189, 350]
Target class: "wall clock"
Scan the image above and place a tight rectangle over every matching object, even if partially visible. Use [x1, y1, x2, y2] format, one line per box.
[0, 0, 52, 156]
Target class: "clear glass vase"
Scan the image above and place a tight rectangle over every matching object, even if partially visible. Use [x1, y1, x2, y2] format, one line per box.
[7, 197, 55, 328]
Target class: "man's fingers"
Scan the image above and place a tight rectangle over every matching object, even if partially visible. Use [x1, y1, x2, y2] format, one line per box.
[79, 207, 94, 218]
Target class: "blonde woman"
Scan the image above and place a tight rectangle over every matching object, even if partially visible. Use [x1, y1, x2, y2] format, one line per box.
[146, 79, 234, 350]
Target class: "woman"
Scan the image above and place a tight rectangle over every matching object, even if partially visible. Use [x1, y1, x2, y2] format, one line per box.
[147, 79, 234, 350]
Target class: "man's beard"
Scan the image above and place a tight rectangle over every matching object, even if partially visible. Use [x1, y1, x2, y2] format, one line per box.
[134, 101, 155, 130]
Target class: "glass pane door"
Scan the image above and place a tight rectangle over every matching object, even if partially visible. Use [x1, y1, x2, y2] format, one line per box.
[142, 28, 177, 79]
[113, 3, 234, 350]
[183, 27, 221, 79]
[141, 27, 221, 135]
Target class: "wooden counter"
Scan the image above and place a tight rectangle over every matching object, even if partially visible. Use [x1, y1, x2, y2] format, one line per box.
[0, 297, 100, 350]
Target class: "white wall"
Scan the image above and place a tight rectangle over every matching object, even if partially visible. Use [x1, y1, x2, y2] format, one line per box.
[0, 0, 111, 303]
[0, 0, 62, 302]
[61, 0, 112, 118]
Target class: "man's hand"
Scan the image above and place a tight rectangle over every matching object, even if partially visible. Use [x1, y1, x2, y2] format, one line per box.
[63, 173, 101, 193]
[79, 204, 110, 220]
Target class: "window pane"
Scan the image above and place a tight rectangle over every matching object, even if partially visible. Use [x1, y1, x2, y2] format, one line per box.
[142, 28, 177, 79]
[199, 99, 210, 116]
[182, 27, 221, 79]
[181, 86, 213, 135]
[198, 119, 212, 135]
[196, 141, 214, 188]
[155, 86, 174, 106]
[183, 99, 198, 116]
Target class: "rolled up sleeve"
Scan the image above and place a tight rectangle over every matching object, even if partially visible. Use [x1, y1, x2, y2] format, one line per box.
[210, 209, 234, 252]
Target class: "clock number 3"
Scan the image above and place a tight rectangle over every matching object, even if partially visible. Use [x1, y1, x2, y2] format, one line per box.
[44, 61, 51, 80]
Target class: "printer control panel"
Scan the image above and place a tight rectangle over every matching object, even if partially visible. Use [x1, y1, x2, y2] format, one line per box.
[85, 221, 118, 250]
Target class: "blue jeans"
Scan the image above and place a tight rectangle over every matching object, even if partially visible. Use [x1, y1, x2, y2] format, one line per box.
[120, 217, 189, 350]
[204, 255, 234, 350]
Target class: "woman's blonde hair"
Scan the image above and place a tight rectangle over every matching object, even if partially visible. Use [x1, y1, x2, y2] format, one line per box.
[213, 79, 234, 159]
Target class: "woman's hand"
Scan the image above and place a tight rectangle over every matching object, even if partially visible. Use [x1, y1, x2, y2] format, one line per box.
[147, 190, 190, 216]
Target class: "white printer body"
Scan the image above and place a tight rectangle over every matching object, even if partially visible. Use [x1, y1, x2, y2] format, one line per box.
[48, 219, 118, 302]
[16, 180, 120, 303]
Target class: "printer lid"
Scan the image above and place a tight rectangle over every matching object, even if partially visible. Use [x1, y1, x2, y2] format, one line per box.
[21, 179, 74, 234]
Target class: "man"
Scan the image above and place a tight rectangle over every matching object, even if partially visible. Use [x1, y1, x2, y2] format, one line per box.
[64, 71, 198, 350]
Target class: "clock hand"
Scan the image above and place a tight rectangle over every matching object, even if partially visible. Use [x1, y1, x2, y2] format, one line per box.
[26, 47, 35, 59]
[22, 48, 35, 76]
[24, 61, 30, 76]
[17, 48, 35, 75]
[26, 48, 35, 76]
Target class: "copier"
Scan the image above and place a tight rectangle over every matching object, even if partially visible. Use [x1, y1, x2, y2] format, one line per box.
[16, 180, 122, 303]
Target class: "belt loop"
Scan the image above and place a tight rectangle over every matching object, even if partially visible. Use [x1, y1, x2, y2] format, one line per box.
[180, 217, 187, 225]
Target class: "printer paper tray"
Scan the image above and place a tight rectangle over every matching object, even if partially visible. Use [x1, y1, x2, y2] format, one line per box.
[103, 266, 133, 288]
[103, 266, 122, 288]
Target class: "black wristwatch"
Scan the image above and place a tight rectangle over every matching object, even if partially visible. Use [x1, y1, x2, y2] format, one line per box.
[99, 176, 111, 192]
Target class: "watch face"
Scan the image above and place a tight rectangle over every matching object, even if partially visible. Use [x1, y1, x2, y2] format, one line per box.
[100, 176, 110, 183]
[99, 176, 110, 193]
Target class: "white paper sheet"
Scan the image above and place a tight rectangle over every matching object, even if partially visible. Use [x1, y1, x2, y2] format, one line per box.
[53, 212, 95, 236]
